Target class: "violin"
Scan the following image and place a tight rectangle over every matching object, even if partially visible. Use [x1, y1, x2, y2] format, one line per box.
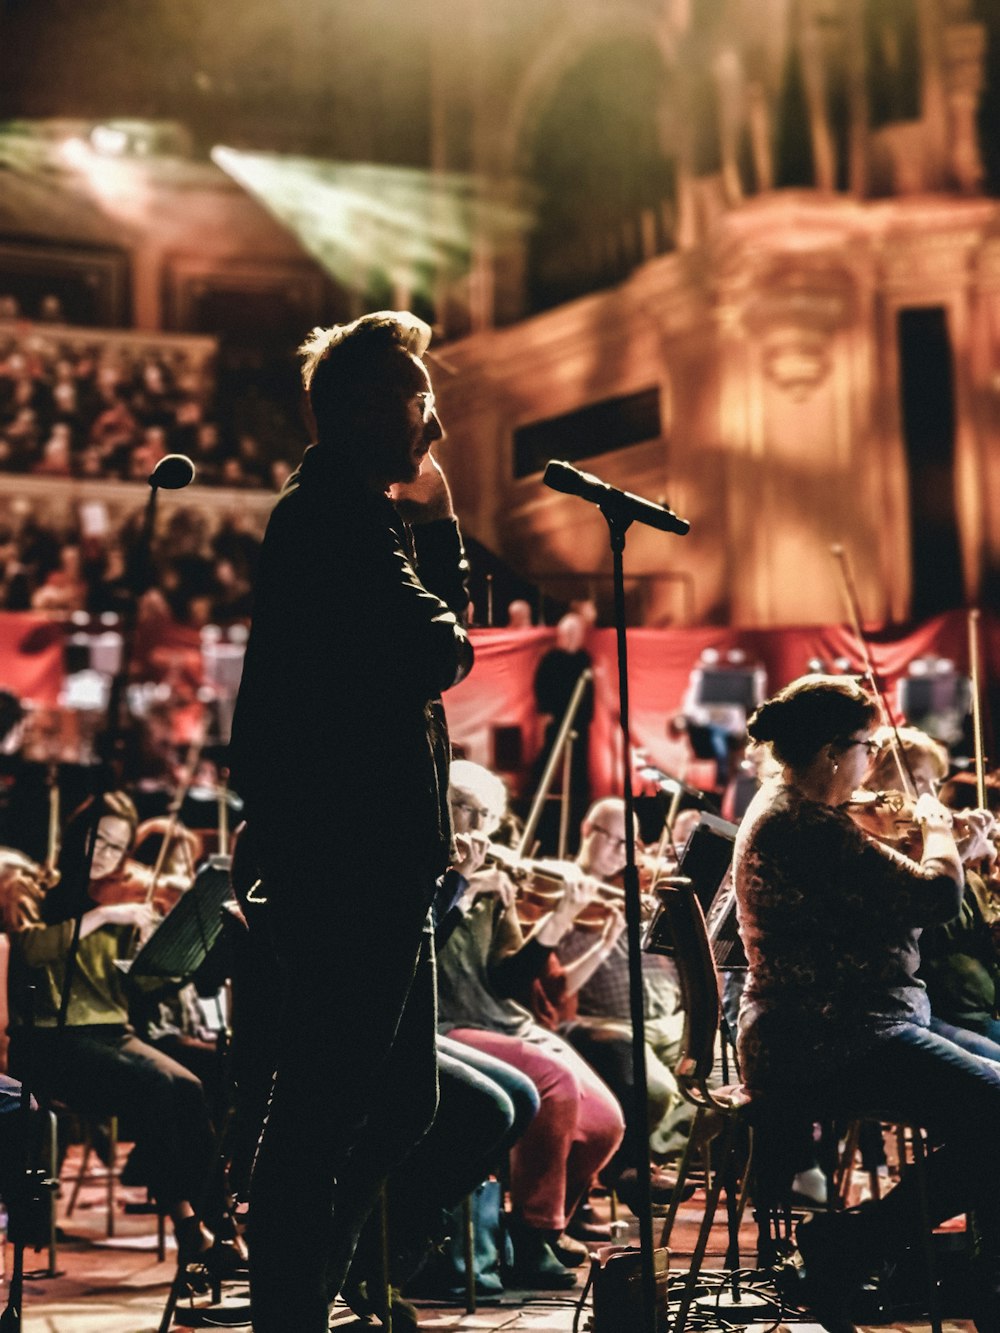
[89, 857, 189, 915]
[478, 844, 655, 932]
[847, 789, 999, 866]
[846, 789, 923, 856]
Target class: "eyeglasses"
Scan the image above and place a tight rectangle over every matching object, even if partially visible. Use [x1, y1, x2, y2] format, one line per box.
[414, 390, 437, 421]
[591, 825, 630, 852]
[841, 737, 881, 757]
[94, 833, 129, 855]
[452, 799, 492, 826]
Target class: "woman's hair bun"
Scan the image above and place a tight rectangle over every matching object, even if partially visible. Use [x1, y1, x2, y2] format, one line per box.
[746, 699, 775, 742]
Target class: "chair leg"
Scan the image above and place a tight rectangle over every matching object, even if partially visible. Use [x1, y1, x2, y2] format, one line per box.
[671, 1115, 739, 1333]
[659, 1107, 702, 1250]
[909, 1127, 943, 1333]
[44, 1110, 59, 1278]
[106, 1114, 118, 1238]
[64, 1132, 90, 1219]
[724, 1123, 753, 1273]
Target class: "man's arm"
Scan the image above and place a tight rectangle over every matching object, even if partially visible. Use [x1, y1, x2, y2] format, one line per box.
[393, 456, 472, 629]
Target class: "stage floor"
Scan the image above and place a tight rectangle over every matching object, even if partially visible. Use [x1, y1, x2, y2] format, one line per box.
[9, 1147, 976, 1332]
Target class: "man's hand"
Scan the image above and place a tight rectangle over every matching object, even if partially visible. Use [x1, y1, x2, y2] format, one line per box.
[391, 454, 454, 524]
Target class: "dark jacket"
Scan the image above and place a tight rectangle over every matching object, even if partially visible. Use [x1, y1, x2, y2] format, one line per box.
[229, 443, 473, 882]
[919, 873, 1000, 1034]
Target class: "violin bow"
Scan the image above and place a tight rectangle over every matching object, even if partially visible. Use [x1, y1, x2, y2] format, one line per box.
[967, 607, 988, 810]
[830, 543, 917, 797]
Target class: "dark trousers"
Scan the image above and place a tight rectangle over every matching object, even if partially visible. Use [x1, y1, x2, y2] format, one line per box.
[821, 1023, 1000, 1323]
[10, 1025, 213, 1211]
[244, 852, 440, 1333]
[349, 1036, 541, 1287]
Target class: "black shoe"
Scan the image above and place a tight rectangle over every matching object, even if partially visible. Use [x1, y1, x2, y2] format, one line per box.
[551, 1232, 590, 1267]
[565, 1215, 613, 1243]
[343, 1277, 421, 1331]
[506, 1225, 578, 1291]
[789, 1212, 874, 1333]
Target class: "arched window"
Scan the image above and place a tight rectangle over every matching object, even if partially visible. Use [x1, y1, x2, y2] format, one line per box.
[523, 39, 676, 313]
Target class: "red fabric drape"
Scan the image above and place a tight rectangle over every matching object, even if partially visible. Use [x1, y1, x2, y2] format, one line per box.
[0, 614, 65, 707]
[448, 611, 999, 800]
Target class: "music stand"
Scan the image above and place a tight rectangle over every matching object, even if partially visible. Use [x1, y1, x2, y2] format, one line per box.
[123, 857, 234, 996]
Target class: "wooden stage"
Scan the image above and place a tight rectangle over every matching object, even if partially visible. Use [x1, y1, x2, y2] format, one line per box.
[8, 1145, 975, 1332]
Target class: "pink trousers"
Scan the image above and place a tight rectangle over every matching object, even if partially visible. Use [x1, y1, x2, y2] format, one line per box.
[447, 1025, 625, 1232]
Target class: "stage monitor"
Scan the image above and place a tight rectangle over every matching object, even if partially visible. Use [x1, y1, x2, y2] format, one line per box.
[690, 667, 763, 714]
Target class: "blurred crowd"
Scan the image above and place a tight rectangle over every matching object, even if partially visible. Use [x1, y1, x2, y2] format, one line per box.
[0, 494, 261, 627]
[0, 314, 294, 492]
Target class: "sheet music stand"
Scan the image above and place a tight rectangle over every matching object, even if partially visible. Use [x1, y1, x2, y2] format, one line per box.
[123, 856, 233, 997]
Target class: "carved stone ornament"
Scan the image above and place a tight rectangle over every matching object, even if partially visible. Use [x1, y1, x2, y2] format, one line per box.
[743, 273, 854, 401]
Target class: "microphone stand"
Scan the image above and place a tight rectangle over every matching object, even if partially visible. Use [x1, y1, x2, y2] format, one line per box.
[0, 457, 195, 1333]
[542, 457, 689, 1333]
[604, 511, 657, 1333]
[601, 509, 687, 1333]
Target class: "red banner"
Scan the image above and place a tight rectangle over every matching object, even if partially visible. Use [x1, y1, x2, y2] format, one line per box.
[447, 611, 999, 800]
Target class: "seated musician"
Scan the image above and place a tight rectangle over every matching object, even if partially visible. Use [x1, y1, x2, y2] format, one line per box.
[861, 725, 1000, 1052]
[555, 798, 693, 1209]
[735, 676, 1000, 1331]
[436, 761, 624, 1289]
[3, 791, 238, 1275]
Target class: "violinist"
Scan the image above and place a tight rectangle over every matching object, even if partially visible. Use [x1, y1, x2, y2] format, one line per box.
[4, 791, 235, 1276]
[557, 798, 692, 1214]
[436, 761, 624, 1289]
[735, 675, 1000, 1331]
[860, 725, 1000, 1052]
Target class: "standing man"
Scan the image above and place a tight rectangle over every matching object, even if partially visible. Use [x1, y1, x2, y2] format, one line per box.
[229, 312, 473, 1333]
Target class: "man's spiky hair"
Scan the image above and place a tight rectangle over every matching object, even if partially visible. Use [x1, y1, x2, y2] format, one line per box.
[300, 310, 431, 388]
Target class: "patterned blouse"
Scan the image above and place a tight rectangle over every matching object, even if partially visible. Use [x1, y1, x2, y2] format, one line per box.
[735, 781, 962, 1091]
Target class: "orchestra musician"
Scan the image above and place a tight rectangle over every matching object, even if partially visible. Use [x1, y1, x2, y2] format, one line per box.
[859, 725, 1000, 1052]
[227, 312, 473, 1333]
[735, 676, 1000, 1332]
[3, 791, 230, 1274]
[557, 797, 695, 1213]
[436, 760, 624, 1288]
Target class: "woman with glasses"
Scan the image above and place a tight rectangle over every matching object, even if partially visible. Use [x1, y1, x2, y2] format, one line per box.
[735, 675, 1000, 1331]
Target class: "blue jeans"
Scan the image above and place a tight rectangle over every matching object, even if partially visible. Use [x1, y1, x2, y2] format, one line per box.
[930, 1014, 1000, 1062]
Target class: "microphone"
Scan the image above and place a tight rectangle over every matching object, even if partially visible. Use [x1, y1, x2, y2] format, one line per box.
[149, 453, 196, 490]
[543, 460, 689, 536]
